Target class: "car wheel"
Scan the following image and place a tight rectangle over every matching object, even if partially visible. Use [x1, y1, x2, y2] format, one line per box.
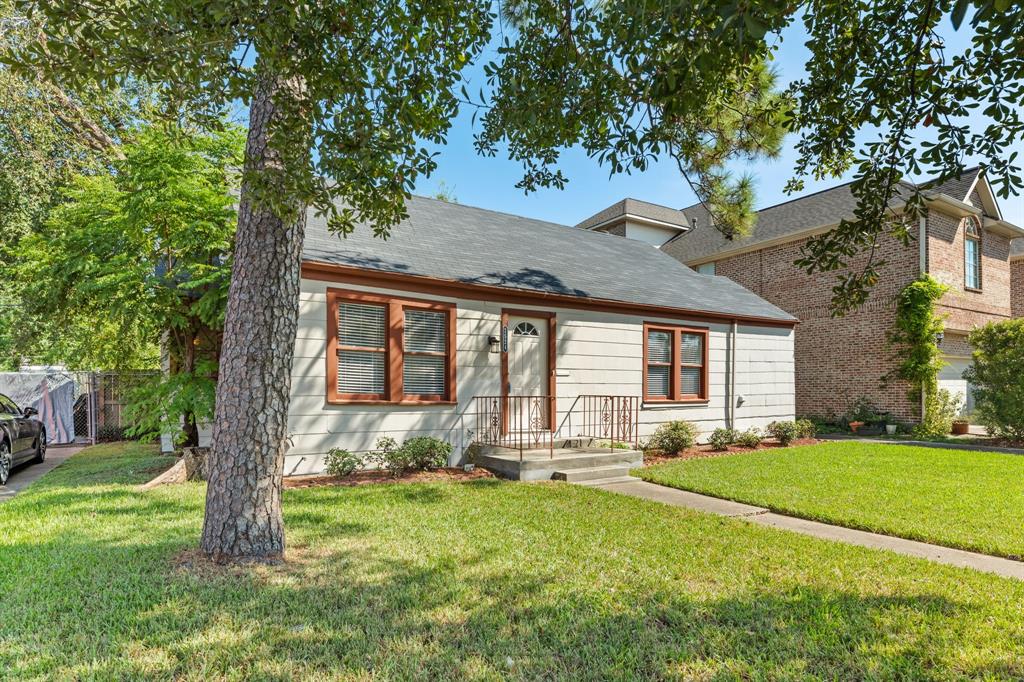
[0, 441, 10, 486]
[33, 431, 46, 464]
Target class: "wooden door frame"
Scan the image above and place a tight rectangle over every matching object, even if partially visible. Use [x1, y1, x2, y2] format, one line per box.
[500, 309, 557, 433]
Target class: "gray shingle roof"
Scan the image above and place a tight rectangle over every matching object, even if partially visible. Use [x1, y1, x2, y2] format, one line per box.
[663, 168, 984, 264]
[575, 198, 691, 231]
[303, 195, 796, 323]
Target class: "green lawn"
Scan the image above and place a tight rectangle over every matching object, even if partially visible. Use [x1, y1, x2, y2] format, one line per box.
[3, 443, 1024, 679]
[638, 441, 1024, 559]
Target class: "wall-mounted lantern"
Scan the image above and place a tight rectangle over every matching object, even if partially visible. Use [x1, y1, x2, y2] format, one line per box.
[487, 335, 501, 354]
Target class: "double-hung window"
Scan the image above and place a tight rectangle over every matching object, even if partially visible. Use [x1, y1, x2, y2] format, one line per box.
[965, 216, 982, 291]
[403, 308, 449, 399]
[337, 301, 388, 398]
[643, 323, 708, 402]
[328, 289, 456, 403]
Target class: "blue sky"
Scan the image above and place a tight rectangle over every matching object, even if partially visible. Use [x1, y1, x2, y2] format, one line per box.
[415, 16, 1024, 228]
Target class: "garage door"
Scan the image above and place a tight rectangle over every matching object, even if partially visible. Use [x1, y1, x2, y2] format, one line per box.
[938, 357, 974, 415]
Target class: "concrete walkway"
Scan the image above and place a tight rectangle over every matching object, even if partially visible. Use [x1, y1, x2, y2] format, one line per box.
[0, 445, 80, 503]
[592, 479, 1024, 581]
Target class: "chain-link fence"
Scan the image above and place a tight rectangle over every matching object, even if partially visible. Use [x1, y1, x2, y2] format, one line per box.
[0, 370, 157, 445]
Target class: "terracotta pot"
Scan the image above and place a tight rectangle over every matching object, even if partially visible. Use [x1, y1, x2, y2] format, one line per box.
[952, 421, 970, 435]
[849, 421, 865, 433]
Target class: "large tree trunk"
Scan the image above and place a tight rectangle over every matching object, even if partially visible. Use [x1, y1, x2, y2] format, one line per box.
[200, 75, 308, 564]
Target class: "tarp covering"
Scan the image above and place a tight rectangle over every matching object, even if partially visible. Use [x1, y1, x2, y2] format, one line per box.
[0, 372, 78, 444]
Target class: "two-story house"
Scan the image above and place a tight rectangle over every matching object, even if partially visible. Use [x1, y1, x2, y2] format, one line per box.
[578, 169, 1024, 425]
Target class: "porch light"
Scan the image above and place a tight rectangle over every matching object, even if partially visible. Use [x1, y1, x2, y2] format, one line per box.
[935, 332, 944, 345]
[487, 335, 501, 353]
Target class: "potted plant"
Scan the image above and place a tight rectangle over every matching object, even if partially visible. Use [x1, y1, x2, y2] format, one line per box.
[848, 420, 865, 434]
[951, 419, 970, 435]
[885, 422, 898, 436]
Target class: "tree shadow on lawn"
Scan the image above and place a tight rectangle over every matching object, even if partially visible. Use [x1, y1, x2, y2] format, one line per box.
[3, 487, 1022, 679]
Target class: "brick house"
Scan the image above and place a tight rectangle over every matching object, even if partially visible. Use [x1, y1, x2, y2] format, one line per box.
[578, 169, 1024, 424]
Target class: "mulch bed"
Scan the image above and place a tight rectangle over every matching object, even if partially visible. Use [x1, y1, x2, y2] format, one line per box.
[643, 438, 822, 467]
[283, 467, 496, 489]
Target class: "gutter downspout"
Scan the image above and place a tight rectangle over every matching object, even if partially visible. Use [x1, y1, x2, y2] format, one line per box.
[730, 320, 738, 429]
[919, 214, 928, 423]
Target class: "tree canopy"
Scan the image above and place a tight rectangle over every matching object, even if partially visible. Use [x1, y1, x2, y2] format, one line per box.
[482, 0, 1023, 313]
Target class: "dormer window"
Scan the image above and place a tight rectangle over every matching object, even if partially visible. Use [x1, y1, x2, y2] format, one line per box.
[965, 216, 982, 291]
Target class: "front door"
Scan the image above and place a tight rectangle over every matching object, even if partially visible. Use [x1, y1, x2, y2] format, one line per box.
[506, 315, 550, 431]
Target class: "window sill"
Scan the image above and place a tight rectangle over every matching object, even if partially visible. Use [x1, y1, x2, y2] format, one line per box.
[642, 399, 710, 409]
[326, 398, 458, 406]
[964, 286, 983, 294]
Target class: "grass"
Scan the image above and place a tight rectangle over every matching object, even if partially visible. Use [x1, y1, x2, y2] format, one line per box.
[638, 440, 1024, 559]
[2, 442, 1024, 679]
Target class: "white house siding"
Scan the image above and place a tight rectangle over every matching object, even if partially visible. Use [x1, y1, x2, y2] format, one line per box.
[623, 220, 680, 247]
[284, 277, 795, 476]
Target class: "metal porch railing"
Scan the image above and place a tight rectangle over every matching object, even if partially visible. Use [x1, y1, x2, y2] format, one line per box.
[471, 394, 639, 460]
[556, 394, 640, 454]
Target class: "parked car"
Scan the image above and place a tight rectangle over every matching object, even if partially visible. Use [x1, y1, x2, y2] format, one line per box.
[0, 392, 45, 485]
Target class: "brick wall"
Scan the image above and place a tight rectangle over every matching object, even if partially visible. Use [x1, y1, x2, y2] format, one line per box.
[714, 229, 921, 422]
[927, 204, 1013, 331]
[677, 193, 1017, 424]
[1013, 258, 1024, 318]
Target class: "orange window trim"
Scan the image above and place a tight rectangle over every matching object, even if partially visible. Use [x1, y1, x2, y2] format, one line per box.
[642, 322, 709, 403]
[326, 288, 457, 405]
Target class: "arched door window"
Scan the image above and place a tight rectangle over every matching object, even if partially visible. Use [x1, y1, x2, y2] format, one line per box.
[512, 321, 539, 337]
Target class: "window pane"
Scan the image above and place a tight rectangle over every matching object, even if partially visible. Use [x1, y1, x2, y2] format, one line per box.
[647, 365, 670, 397]
[681, 366, 701, 396]
[405, 309, 447, 353]
[340, 303, 386, 348]
[965, 239, 980, 288]
[404, 355, 446, 395]
[339, 350, 385, 394]
[647, 330, 671, 363]
[681, 333, 703, 365]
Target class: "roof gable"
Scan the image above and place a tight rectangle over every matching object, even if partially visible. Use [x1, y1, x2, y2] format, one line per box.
[662, 167, 1005, 264]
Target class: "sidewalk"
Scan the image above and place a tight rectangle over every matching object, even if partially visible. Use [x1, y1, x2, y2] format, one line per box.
[590, 479, 1024, 581]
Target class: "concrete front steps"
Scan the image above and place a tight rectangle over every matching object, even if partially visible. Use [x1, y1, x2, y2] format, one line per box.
[476, 445, 643, 482]
[552, 464, 636, 484]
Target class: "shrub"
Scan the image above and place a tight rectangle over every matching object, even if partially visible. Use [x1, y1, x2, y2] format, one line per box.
[400, 436, 452, 470]
[766, 420, 799, 446]
[964, 319, 1024, 443]
[708, 428, 736, 451]
[372, 435, 452, 476]
[735, 428, 762, 448]
[647, 420, 699, 455]
[846, 396, 883, 425]
[795, 418, 817, 439]
[323, 448, 362, 477]
[915, 388, 963, 439]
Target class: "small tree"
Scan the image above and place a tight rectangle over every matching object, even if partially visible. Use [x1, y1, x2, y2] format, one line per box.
[964, 320, 1024, 443]
[16, 124, 242, 446]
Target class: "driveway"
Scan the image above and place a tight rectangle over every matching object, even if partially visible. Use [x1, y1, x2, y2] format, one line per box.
[0, 445, 81, 503]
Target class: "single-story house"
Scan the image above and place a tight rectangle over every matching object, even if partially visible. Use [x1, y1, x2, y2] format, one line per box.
[281, 195, 797, 476]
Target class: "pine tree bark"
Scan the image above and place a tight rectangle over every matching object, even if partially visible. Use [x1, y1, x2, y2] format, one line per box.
[200, 74, 308, 564]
